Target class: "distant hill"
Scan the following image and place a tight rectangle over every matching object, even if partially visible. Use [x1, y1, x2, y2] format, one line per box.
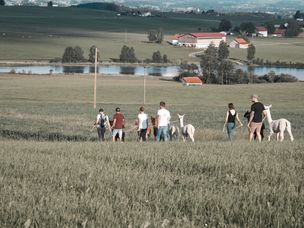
[75, 2, 121, 12]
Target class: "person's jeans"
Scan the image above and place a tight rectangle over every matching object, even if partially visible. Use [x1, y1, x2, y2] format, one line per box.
[97, 127, 106, 142]
[226, 122, 235, 140]
[139, 129, 147, 142]
[157, 126, 169, 142]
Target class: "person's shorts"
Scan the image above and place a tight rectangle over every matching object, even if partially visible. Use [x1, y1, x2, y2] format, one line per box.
[112, 129, 123, 138]
[250, 122, 262, 133]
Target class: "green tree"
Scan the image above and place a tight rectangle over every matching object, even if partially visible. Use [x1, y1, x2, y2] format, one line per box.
[200, 43, 219, 84]
[73, 46, 85, 62]
[247, 44, 256, 62]
[218, 19, 232, 31]
[0, 0, 5, 6]
[266, 22, 276, 34]
[294, 10, 301, 19]
[119, 45, 137, 63]
[148, 31, 157, 42]
[62, 47, 74, 63]
[221, 60, 234, 84]
[147, 28, 164, 43]
[62, 46, 85, 63]
[218, 40, 230, 84]
[285, 20, 301, 37]
[218, 40, 229, 61]
[163, 54, 168, 63]
[88, 45, 100, 63]
[247, 44, 256, 83]
[152, 51, 163, 63]
[240, 22, 256, 35]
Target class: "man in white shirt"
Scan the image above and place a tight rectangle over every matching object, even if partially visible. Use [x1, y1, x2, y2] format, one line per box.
[157, 101, 171, 142]
[137, 106, 148, 142]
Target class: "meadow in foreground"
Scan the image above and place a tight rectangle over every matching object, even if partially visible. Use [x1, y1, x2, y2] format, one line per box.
[0, 75, 304, 227]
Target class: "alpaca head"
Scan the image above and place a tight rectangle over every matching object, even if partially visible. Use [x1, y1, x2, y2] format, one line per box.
[178, 114, 185, 126]
[264, 104, 272, 109]
[178, 114, 184, 119]
[264, 104, 272, 111]
[264, 104, 273, 121]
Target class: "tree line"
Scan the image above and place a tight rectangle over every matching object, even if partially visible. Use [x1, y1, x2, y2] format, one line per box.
[53, 45, 170, 64]
[216, 15, 302, 38]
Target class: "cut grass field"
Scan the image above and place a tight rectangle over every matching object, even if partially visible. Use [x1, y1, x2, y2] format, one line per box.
[0, 74, 304, 227]
[1, 6, 303, 63]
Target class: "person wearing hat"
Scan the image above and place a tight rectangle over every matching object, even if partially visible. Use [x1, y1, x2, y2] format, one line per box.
[247, 94, 267, 142]
[111, 107, 125, 142]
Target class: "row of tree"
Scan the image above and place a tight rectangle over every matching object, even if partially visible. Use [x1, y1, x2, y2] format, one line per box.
[176, 41, 256, 84]
[217, 17, 302, 37]
[60, 45, 169, 64]
[198, 41, 255, 84]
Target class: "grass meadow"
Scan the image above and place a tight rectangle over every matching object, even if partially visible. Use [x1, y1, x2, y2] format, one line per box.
[1, 74, 304, 227]
[0, 6, 303, 63]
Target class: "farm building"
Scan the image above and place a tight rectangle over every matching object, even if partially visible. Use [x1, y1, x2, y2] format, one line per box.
[177, 33, 226, 48]
[272, 28, 286, 37]
[229, 38, 249, 49]
[169, 34, 183, 45]
[256, 26, 268, 37]
[182, 77, 203, 86]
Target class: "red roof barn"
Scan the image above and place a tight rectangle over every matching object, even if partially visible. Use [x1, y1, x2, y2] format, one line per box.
[182, 77, 203, 86]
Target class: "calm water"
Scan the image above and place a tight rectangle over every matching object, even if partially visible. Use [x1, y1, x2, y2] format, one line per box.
[0, 64, 303, 80]
[240, 66, 304, 81]
[0, 65, 180, 77]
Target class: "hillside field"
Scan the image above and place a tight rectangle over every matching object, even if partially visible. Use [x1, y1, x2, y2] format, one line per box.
[0, 74, 304, 227]
[0, 6, 303, 63]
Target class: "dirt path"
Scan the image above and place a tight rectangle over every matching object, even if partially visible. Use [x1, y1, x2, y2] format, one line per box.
[188, 50, 205, 58]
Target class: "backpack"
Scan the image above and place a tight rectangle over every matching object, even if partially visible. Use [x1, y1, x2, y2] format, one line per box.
[99, 115, 107, 128]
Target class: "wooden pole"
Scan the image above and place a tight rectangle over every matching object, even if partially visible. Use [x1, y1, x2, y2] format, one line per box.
[93, 47, 98, 109]
[143, 66, 146, 105]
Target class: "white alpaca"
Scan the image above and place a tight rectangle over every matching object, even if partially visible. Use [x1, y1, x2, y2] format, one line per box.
[178, 114, 195, 142]
[264, 105, 294, 142]
[169, 124, 179, 141]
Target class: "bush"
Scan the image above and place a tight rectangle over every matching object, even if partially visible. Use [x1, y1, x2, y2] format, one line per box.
[62, 46, 85, 63]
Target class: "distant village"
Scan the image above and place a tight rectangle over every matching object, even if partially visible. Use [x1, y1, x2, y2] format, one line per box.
[168, 23, 303, 50]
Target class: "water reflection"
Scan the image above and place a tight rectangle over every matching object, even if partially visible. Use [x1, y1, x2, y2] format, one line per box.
[120, 66, 136, 75]
[63, 66, 85, 74]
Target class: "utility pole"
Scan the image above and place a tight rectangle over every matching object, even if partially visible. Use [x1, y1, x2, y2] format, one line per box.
[143, 66, 146, 105]
[93, 47, 98, 109]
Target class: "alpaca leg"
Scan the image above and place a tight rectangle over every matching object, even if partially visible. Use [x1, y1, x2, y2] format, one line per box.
[268, 131, 274, 141]
[279, 131, 284, 142]
[189, 134, 195, 142]
[276, 133, 280, 141]
[286, 123, 294, 142]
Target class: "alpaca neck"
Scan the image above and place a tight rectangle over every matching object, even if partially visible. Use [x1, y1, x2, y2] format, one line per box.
[266, 111, 273, 123]
[179, 119, 184, 128]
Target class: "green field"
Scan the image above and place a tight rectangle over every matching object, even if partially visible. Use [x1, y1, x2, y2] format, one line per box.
[1, 74, 304, 227]
[1, 6, 303, 63]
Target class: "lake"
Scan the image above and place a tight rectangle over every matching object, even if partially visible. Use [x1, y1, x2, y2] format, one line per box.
[240, 66, 304, 81]
[0, 65, 180, 77]
[0, 64, 303, 80]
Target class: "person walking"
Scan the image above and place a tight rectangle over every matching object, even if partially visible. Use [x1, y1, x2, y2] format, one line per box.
[137, 106, 148, 142]
[94, 108, 110, 142]
[111, 107, 125, 142]
[247, 94, 267, 142]
[156, 101, 171, 142]
[223, 103, 243, 140]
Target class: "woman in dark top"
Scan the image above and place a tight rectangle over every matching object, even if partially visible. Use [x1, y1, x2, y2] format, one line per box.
[223, 103, 243, 140]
